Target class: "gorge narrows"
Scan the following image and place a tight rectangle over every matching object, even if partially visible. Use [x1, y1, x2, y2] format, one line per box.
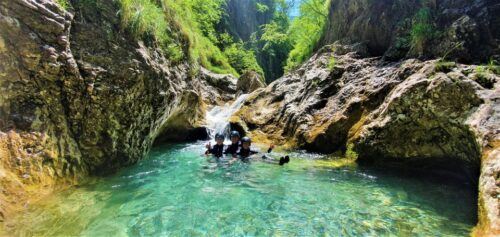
[1, 0, 498, 236]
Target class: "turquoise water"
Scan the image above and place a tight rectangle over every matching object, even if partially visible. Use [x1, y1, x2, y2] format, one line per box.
[10, 142, 476, 236]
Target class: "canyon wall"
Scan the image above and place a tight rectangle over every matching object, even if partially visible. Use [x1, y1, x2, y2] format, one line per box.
[232, 0, 500, 235]
[320, 0, 500, 62]
[0, 0, 232, 223]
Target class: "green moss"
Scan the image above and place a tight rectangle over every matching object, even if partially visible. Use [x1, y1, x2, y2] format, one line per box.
[55, 0, 70, 9]
[434, 61, 455, 73]
[327, 55, 336, 71]
[345, 143, 359, 160]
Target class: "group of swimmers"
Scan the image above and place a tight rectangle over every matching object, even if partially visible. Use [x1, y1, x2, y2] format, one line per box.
[205, 131, 290, 166]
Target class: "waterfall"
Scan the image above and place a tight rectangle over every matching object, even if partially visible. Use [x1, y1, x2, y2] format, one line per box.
[206, 94, 248, 138]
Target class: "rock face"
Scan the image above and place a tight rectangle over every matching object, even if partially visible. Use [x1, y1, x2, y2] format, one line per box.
[0, 0, 233, 222]
[236, 71, 266, 95]
[232, 43, 499, 235]
[354, 64, 484, 171]
[320, 0, 500, 62]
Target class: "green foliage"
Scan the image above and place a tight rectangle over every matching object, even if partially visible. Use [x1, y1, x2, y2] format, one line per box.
[116, 0, 262, 75]
[224, 42, 264, 77]
[285, 0, 330, 71]
[473, 60, 498, 89]
[119, 0, 184, 62]
[233, 0, 292, 81]
[115, 0, 332, 78]
[256, 3, 270, 13]
[261, 21, 290, 51]
[410, 8, 439, 56]
[487, 58, 500, 75]
[55, 0, 70, 9]
[434, 61, 455, 73]
[476, 59, 499, 75]
[163, 0, 237, 73]
[345, 143, 359, 160]
[327, 55, 336, 71]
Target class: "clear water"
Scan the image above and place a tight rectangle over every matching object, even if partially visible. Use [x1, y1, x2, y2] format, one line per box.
[8, 142, 476, 237]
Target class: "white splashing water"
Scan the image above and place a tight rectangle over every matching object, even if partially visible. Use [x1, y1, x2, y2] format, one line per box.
[206, 94, 248, 138]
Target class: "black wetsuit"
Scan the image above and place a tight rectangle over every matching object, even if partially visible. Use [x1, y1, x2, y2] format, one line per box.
[237, 147, 273, 161]
[206, 144, 224, 158]
[237, 148, 259, 160]
[224, 142, 241, 156]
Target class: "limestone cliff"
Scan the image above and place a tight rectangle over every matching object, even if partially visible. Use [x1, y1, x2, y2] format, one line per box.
[0, 0, 233, 223]
[320, 0, 500, 62]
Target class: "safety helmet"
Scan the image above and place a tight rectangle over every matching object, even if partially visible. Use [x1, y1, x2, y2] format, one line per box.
[215, 133, 225, 140]
[241, 136, 251, 143]
[230, 131, 241, 138]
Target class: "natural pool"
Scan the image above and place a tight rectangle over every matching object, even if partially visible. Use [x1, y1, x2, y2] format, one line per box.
[8, 142, 476, 236]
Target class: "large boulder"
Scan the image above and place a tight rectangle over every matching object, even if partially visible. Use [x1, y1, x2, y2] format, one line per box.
[232, 44, 410, 151]
[236, 71, 266, 95]
[353, 64, 486, 172]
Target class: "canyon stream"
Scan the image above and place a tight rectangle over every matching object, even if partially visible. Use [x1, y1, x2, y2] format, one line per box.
[7, 96, 477, 236]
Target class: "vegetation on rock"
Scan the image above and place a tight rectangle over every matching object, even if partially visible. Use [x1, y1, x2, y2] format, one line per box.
[117, 0, 266, 76]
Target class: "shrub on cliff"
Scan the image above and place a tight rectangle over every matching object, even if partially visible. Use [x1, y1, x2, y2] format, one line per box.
[409, 7, 439, 56]
[117, 0, 268, 76]
[55, 0, 70, 9]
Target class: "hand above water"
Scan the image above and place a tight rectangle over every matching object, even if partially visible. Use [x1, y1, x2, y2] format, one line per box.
[205, 142, 211, 149]
[228, 157, 238, 165]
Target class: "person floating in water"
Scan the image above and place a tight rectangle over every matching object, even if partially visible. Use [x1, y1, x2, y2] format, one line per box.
[229, 136, 290, 166]
[204, 132, 225, 158]
[224, 131, 241, 156]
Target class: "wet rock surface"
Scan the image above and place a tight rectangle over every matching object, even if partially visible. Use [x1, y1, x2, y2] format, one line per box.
[232, 43, 499, 235]
[0, 0, 233, 222]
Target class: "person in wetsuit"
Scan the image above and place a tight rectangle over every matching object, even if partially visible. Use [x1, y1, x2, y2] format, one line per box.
[205, 133, 225, 158]
[224, 131, 241, 156]
[230, 136, 290, 165]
